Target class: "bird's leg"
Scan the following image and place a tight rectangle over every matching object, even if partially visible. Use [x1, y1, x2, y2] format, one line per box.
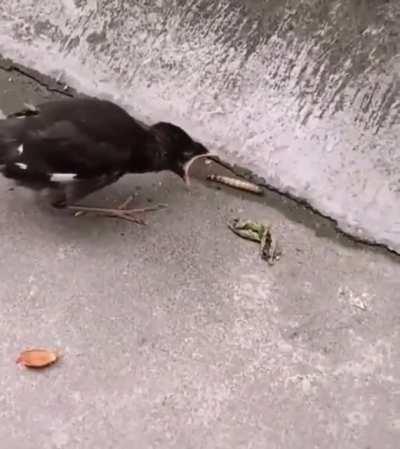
[47, 174, 122, 209]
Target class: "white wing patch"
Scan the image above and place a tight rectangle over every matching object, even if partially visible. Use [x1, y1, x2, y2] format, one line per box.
[15, 162, 28, 170]
[17, 144, 24, 155]
[50, 173, 78, 182]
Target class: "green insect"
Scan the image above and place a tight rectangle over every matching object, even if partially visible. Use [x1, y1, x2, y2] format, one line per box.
[228, 218, 281, 265]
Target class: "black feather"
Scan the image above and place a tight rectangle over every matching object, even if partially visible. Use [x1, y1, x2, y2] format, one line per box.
[0, 96, 208, 207]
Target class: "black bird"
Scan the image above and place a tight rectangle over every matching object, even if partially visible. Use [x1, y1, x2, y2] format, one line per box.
[0, 97, 214, 222]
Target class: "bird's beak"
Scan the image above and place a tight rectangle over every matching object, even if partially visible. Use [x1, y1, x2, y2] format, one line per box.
[183, 153, 220, 187]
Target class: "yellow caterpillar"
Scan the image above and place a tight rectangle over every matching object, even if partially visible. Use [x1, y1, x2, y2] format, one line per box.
[207, 174, 263, 195]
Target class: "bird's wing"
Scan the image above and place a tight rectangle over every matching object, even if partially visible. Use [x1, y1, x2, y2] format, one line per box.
[2, 120, 131, 181]
[12, 98, 147, 145]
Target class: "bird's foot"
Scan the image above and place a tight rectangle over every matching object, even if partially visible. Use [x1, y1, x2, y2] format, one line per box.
[68, 196, 167, 224]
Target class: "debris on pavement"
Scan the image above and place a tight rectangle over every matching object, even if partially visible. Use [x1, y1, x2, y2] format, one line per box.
[228, 218, 267, 242]
[260, 225, 282, 265]
[208, 174, 263, 195]
[73, 195, 135, 217]
[338, 287, 369, 312]
[16, 349, 59, 369]
[228, 218, 281, 265]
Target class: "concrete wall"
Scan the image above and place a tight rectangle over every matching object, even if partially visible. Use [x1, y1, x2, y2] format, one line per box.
[0, 0, 399, 252]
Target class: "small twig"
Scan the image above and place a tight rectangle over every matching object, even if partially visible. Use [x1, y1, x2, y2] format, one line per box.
[117, 195, 134, 210]
[69, 203, 167, 224]
[71, 203, 167, 214]
[73, 195, 135, 217]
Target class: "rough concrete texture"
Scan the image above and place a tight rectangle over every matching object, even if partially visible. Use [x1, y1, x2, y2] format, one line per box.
[1, 67, 400, 449]
[0, 1, 399, 252]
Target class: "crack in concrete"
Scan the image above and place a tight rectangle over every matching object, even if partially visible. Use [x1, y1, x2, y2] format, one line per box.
[0, 57, 76, 98]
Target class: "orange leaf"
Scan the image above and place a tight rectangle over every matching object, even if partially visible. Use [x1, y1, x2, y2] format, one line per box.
[16, 349, 59, 368]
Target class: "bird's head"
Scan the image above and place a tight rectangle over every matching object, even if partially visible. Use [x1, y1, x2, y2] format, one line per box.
[151, 122, 216, 185]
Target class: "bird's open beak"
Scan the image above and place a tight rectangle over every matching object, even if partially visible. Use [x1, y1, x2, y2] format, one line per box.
[183, 153, 220, 187]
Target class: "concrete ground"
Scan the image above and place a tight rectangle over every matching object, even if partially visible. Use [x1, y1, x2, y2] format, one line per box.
[0, 66, 399, 449]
